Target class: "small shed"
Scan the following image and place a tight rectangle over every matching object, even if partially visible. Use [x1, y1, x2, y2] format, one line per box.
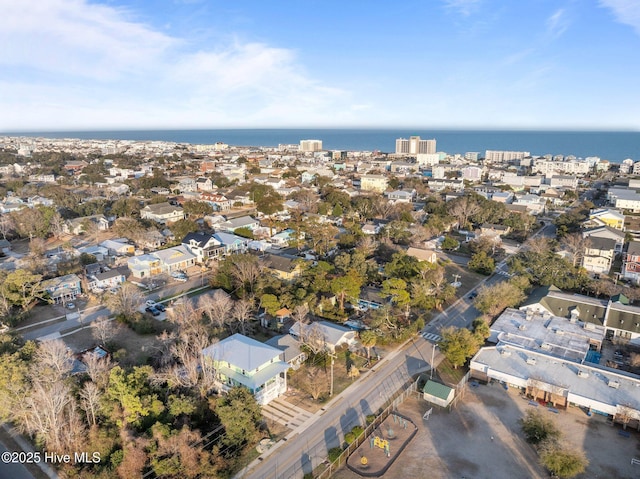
[423, 380, 455, 408]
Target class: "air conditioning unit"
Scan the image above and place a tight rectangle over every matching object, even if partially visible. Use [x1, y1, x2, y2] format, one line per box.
[608, 380, 620, 389]
[554, 329, 564, 335]
[499, 349, 511, 357]
[518, 324, 527, 331]
[541, 342, 552, 350]
[577, 370, 589, 378]
[526, 358, 537, 365]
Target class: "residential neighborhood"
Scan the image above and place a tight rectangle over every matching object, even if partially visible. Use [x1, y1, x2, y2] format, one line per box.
[0, 135, 639, 479]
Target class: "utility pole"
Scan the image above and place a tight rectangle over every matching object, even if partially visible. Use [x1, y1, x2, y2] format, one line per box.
[329, 353, 336, 397]
[430, 344, 438, 380]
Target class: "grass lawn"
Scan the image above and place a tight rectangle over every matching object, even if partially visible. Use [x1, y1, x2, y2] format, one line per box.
[62, 320, 175, 366]
[434, 357, 469, 387]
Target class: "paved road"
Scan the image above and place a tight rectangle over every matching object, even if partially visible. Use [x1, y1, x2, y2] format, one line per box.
[0, 442, 37, 479]
[238, 336, 432, 479]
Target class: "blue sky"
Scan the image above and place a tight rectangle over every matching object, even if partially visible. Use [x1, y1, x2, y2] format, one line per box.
[1, 0, 640, 131]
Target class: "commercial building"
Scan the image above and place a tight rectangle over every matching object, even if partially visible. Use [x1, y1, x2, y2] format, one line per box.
[299, 139, 323, 152]
[395, 136, 436, 155]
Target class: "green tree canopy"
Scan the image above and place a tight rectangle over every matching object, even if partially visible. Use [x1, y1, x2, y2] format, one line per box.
[468, 251, 495, 275]
[213, 387, 262, 449]
[438, 326, 481, 369]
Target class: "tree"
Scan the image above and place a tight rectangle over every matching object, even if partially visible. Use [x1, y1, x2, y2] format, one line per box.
[520, 409, 561, 445]
[106, 365, 164, 427]
[91, 316, 119, 345]
[474, 282, 525, 318]
[302, 366, 329, 401]
[168, 219, 199, 241]
[448, 195, 481, 230]
[381, 278, 411, 308]
[440, 235, 460, 251]
[199, 289, 233, 330]
[539, 444, 588, 479]
[359, 330, 377, 360]
[348, 364, 360, 381]
[330, 270, 363, 312]
[1, 269, 44, 310]
[438, 326, 481, 369]
[182, 200, 213, 219]
[106, 283, 144, 318]
[561, 233, 591, 267]
[260, 293, 280, 317]
[468, 251, 495, 275]
[213, 386, 262, 449]
[472, 318, 491, 340]
[230, 299, 255, 335]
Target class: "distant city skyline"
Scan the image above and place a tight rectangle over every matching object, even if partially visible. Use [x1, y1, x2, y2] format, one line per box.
[2, 0, 640, 131]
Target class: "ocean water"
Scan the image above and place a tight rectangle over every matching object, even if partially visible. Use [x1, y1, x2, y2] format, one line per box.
[4, 128, 639, 162]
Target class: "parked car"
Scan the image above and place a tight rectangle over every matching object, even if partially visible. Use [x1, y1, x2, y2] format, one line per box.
[468, 291, 478, 300]
[145, 306, 160, 316]
[154, 303, 166, 312]
[66, 302, 76, 309]
[174, 276, 188, 282]
[145, 300, 157, 307]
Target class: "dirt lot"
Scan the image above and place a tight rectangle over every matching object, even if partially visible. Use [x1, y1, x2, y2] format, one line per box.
[333, 382, 640, 479]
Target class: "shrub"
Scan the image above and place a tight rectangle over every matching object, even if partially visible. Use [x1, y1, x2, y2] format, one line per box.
[344, 432, 355, 445]
[366, 414, 376, 425]
[328, 447, 342, 462]
[351, 425, 364, 438]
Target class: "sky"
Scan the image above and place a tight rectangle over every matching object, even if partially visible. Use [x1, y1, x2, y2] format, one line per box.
[1, 0, 640, 131]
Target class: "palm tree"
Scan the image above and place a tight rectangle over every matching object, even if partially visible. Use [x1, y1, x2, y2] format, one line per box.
[360, 330, 377, 360]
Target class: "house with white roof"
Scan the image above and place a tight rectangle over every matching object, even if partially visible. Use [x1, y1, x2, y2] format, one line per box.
[152, 245, 196, 273]
[140, 202, 185, 224]
[289, 321, 357, 353]
[201, 334, 289, 405]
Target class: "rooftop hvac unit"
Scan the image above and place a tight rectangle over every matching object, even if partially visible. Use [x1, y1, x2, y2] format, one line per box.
[518, 324, 526, 331]
[541, 343, 552, 350]
[608, 380, 620, 389]
[555, 329, 565, 335]
[577, 370, 589, 378]
[499, 349, 511, 357]
[526, 358, 537, 365]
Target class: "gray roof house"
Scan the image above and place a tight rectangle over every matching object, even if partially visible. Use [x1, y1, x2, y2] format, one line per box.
[202, 334, 289, 405]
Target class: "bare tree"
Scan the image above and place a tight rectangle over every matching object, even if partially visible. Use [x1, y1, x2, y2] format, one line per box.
[0, 214, 14, 240]
[91, 316, 119, 345]
[292, 304, 309, 325]
[199, 289, 232, 330]
[106, 282, 144, 317]
[34, 339, 73, 382]
[230, 299, 255, 335]
[561, 233, 591, 267]
[228, 254, 264, 295]
[448, 196, 481, 230]
[83, 352, 113, 388]
[79, 381, 102, 426]
[18, 379, 73, 452]
[303, 367, 329, 401]
[526, 237, 551, 255]
[298, 322, 327, 356]
[355, 235, 377, 257]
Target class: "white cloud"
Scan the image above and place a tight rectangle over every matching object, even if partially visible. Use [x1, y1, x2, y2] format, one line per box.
[599, 0, 640, 35]
[0, 0, 354, 130]
[545, 9, 570, 39]
[443, 0, 482, 17]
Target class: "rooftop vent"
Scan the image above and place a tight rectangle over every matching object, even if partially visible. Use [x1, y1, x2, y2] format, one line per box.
[518, 324, 527, 331]
[526, 358, 537, 365]
[577, 370, 589, 378]
[608, 380, 620, 389]
[499, 349, 511, 357]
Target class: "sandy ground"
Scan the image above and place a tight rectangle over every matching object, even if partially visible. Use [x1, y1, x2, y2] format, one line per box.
[333, 382, 640, 479]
